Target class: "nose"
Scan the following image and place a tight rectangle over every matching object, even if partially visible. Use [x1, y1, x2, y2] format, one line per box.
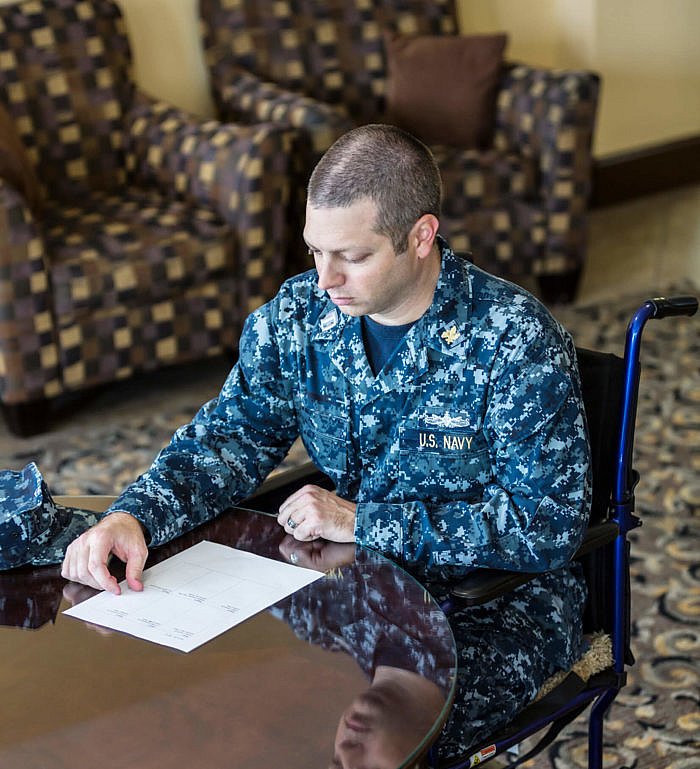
[316, 255, 344, 291]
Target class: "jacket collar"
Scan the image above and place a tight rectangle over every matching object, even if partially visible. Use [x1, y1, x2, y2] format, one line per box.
[415, 236, 473, 358]
[309, 238, 473, 394]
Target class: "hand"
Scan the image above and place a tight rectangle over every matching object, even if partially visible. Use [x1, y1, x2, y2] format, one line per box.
[277, 485, 356, 543]
[279, 537, 356, 571]
[61, 512, 148, 595]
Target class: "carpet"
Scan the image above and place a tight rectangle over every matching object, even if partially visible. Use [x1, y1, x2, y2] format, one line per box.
[1, 285, 698, 769]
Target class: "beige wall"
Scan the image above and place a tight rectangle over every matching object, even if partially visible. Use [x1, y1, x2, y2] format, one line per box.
[2, 0, 698, 156]
[115, 0, 215, 119]
[457, 0, 700, 156]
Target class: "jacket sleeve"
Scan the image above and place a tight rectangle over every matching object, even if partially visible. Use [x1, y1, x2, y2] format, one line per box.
[354, 332, 591, 579]
[105, 301, 298, 547]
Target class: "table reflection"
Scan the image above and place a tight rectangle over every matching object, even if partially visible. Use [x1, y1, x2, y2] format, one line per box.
[1, 507, 456, 769]
[0, 565, 64, 629]
[270, 539, 454, 769]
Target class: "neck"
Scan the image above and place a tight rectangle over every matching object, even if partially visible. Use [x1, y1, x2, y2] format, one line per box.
[370, 243, 442, 325]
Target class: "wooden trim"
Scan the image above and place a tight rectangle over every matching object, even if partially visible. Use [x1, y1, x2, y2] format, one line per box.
[591, 134, 700, 208]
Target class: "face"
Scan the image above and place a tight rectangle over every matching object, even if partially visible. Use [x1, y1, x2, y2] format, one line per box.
[330, 687, 416, 769]
[304, 199, 437, 325]
[330, 672, 445, 769]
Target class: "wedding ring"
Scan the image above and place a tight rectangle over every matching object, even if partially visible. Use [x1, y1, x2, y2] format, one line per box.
[287, 517, 298, 530]
[289, 552, 299, 564]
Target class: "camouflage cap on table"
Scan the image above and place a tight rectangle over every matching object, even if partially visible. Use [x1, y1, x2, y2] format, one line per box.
[0, 463, 99, 570]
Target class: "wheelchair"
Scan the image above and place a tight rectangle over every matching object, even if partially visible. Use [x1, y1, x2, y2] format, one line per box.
[247, 294, 698, 769]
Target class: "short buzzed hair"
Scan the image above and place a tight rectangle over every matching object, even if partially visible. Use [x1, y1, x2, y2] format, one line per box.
[307, 124, 442, 253]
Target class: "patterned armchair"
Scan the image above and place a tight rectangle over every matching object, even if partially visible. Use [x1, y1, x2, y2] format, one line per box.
[0, 0, 293, 436]
[198, 0, 600, 301]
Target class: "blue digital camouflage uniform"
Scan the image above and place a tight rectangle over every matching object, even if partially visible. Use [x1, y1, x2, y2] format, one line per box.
[109, 238, 591, 580]
[106, 238, 592, 760]
[429, 567, 586, 762]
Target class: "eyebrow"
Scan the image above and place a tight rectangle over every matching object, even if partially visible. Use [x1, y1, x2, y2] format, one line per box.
[304, 239, 367, 258]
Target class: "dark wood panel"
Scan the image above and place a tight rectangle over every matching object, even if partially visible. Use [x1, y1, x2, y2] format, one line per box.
[591, 134, 700, 208]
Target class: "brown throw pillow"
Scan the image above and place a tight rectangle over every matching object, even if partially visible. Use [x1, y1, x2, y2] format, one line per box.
[384, 32, 508, 149]
[0, 104, 43, 214]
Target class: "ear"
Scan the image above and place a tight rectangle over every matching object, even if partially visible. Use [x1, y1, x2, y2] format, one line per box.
[410, 214, 440, 259]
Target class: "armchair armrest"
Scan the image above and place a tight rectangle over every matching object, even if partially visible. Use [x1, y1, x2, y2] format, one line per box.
[209, 59, 354, 158]
[0, 180, 61, 404]
[126, 93, 296, 310]
[126, 92, 292, 224]
[451, 521, 618, 606]
[494, 64, 600, 274]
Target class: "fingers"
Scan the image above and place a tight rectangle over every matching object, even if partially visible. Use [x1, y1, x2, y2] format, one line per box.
[277, 485, 356, 543]
[278, 483, 318, 512]
[277, 485, 311, 537]
[124, 546, 148, 592]
[61, 512, 147, 595]
[62, 534, 120, 594]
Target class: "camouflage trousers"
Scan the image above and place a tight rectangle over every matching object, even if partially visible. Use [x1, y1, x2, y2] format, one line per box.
[429, 566, 587, 764]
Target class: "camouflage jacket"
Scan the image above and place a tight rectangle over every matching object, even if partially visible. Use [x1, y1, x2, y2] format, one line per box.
[110, 240, 591, 578]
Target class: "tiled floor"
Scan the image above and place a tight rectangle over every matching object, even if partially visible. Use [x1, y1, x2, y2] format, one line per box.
[577, 183, 700, 304]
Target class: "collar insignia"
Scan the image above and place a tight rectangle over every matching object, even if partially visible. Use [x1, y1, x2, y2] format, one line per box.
[320, 309, 338, 332]
[440, 325, 460, 346]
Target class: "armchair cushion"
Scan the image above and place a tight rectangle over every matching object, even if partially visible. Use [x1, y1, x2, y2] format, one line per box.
[384, 32, 508, 149]
[0, 104, 43, 214]
[126, 95, 273, 223]
[43, 189, 230, 319]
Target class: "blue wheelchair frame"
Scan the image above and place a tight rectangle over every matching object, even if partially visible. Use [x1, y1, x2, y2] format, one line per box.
[435, 295, 698, 769]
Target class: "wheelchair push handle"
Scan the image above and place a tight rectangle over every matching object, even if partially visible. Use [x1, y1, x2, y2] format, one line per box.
[648, 295, 698, 318]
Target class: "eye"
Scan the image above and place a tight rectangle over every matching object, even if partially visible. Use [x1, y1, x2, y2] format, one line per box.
[342, 252, 370, 264]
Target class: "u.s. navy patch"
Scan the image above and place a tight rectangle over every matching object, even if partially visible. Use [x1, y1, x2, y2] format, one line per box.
[403, 427, 478, 453]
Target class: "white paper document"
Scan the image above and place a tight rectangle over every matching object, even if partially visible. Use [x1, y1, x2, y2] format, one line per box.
[63, 540, 324, 652]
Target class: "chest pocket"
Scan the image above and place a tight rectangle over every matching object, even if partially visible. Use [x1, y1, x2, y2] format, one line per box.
[398, 421, 491, 498]
[299, 392, 348, 480]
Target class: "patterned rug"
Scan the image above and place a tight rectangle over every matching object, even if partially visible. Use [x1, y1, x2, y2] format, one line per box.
[1, 285, 698, 769]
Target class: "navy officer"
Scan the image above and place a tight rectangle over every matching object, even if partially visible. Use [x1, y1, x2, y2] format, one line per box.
[62, 124, 591, 762]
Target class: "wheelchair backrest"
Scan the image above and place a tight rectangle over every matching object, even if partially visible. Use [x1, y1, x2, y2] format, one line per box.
[576, 348, 627, 641]
[576, 348, 625, 526]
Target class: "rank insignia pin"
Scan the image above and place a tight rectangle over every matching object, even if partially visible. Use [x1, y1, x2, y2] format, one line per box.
[320, 310, 338, 332]
[441, 325, 460, 345]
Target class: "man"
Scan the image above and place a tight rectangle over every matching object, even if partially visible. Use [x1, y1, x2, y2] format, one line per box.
[62, 124, 591, 761]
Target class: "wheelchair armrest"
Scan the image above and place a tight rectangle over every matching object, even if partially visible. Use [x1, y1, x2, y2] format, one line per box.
[450, 569, 536, 606]
[450, 521, 619, 606]
[571, 520, 618, 557]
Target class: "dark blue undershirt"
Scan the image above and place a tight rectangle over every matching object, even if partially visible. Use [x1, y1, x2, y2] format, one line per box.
[361, 315, 415, 375]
